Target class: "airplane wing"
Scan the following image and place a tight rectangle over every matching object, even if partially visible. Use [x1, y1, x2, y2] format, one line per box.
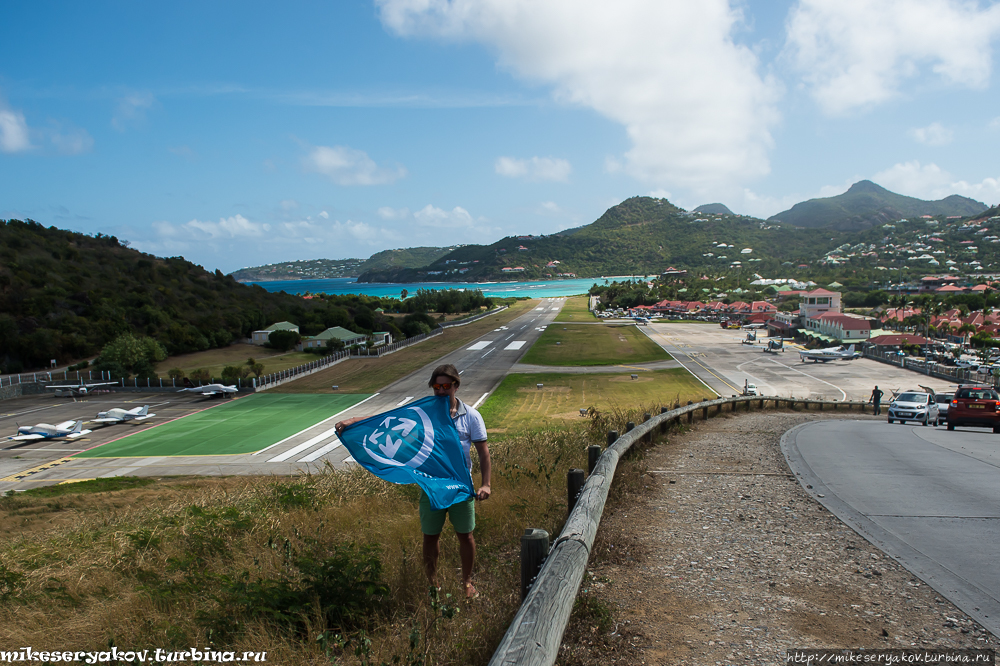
[90, 418, 121, 424]
[9, 434, 45, 441]
[66, 430, 92, 439]
[199, 391, 219, 396]
[56, 420, 78, 430]
[132, 415, 154, 421]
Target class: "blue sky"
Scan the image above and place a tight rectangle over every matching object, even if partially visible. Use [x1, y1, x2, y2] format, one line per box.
[3, 0, 1000, 273]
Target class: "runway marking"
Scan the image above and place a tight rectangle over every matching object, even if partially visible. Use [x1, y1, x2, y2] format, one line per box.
[759, 357, 847, 400]
[298, 440, 342, 463]
[252, 393, 379, 456]
[395, 396, 414, 407]
[0, 457, 74, 483]
[467, 341, 493, 351]
[504, 341, 527, 351]
[481, 348, 496, 359]
[267, 426, 342, 463]
[472, 392, 490, 409]
[505, 333, 515, 340]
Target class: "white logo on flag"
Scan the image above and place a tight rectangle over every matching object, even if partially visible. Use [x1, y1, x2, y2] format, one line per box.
[363, 406, 436, 468]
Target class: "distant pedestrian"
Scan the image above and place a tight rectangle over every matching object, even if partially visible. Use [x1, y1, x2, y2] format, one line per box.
[870, 386, 884, 415]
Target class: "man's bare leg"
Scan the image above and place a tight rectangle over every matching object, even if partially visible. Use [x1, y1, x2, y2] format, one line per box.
[456, 531, 477, 597]
[423, 533, 441, 588]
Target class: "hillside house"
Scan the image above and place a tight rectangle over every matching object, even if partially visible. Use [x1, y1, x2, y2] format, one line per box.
[298, 327, 391, 351]
[252, 321, 299, 346]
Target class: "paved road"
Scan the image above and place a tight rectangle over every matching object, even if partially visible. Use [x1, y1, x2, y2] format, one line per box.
[783, 419, 1000, 636]
[0, 299, 565, 491]
[642, 323, 954, 400]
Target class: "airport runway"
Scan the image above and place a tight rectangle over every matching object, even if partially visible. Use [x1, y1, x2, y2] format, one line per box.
[784, 419, 1000, 637]
[643, 323, 955, 400]
[0, 298, 565, 491]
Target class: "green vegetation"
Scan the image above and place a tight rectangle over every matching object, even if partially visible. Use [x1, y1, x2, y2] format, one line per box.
[154, 344, 313, 379]
[230, 247, 452, 281]
[479, 369, 706, 432]
[1, 477, 156, 500]
[768, 180, 986, 230]
[552, 296, 597, 322]
[0, 220, 497, 373]
[519, 324, 670, 366]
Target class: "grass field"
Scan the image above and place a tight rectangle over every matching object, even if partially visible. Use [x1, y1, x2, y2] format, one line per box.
[552, 295, 596, 322]
[270, 300, 537, 394]
[519, 323, 671, 366]
[478, 368, 710, 431]
[75, 393, 370, 457]
[154, 343, 317, 378]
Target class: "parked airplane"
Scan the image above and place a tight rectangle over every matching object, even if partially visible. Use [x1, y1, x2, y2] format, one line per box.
[764, 339, 784, 353]
[47, 380, 117, 396]
[742, 323, 767, 330]
[634, 316, 650, 326]
[91, 405, 155, 425]
[742, 330, 757, 345]
[798, 344, 860, 363]
[9, 420, 91, 441]
[179, 383, 238, 398]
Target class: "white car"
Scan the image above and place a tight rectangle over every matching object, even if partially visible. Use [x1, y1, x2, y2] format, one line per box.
[743, 383, 761, 396]
[887, 391, 939, 426]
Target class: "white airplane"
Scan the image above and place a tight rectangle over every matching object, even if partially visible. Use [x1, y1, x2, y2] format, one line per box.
[179, 383, 238, 398]
[9, 420, 91, 442]
[91, 405, 155, 425]
[47, 380, 117, 396]
[798, 344, 860, 363]
[742, 323, 767, 330]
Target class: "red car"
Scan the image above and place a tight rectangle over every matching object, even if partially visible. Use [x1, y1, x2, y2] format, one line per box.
[947, 385, 1000, 432]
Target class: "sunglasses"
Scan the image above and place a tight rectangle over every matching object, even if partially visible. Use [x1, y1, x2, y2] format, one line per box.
[432, 382, 454, 390]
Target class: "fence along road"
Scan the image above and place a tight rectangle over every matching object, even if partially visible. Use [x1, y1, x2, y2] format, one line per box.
[489, 395, 873, 666]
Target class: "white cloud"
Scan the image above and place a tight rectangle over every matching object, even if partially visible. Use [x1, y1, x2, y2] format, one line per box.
[911, 122, 954, 146]
[0, 106, 31, 153]
[414, 204, 478, 228]
[112, 92, 156, 130]
[303, 144, 407, 186]
[647, 189, 672, 200]
[377, 0, 779, 191]
[874, 160, 1000, 203]
[538, 201, 562, 215]
[49, 126, 93, 155]
[156, 214, 270, 241]
[786, 0, 1000, 115]
[377, 206, 411, 220]
[318, 210, 329, 219]
[495, 156, 571, 182]
[280, 199, 299, 211]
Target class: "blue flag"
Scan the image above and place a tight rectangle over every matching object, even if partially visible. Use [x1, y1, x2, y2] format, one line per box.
[339, 395, 475, 511]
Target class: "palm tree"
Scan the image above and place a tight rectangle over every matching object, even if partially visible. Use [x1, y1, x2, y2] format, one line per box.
[959, 322, 977, 348]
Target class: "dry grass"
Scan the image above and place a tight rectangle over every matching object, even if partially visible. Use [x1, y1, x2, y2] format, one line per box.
[552, 296, 596, 323]
[0, 411, 669, 663]
[153, 343, 316, 378]
[270, 300, 536, 394]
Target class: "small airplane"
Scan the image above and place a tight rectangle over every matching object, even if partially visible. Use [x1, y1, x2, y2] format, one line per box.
[798, 344, 860, 363]
[764, 339, 784, 353]
[741, 323, 767, 330]
[179, 383, 238, 398]
[47, 380, 117, 397]
[742, 330, 757, 345]
[91, 405, 155, 425]
[8, 420, 92, 442]
[633, 316, 650, 326]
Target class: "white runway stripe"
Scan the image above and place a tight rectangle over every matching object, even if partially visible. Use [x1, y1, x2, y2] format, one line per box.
[396, 396, 414, 407]
[504, 341, 527, 350]
[252, 393, 379, 456]
[472, 392, 490, 409]
[268, 426, 340, 463]
[467, 341, 492, 351]
[298, 439, 342, 463]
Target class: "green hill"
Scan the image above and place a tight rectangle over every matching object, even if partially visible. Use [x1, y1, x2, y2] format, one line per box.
[229, 247, 452, 281]
[768, 180, 987, 230]
[693, 203, 735, 215]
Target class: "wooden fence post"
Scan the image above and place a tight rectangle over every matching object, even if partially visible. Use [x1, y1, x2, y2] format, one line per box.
[607, 430, 619, 447]
[587, 446, 601, 474]
[520, 528, 550, 601]
[643, 413, 652, 443]
[687, 401, 694, 424]
[660, 406, 669, 434]
[567, 469, 585, 515]
[625, 422, 635, 433]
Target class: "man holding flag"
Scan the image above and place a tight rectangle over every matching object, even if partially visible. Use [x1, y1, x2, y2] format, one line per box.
[335, 364, 491, 599]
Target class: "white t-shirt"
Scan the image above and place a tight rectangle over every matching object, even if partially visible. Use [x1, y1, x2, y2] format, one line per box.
[452, 398, 487, 472]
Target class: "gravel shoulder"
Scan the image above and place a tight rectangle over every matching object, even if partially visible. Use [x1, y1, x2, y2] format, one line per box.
[559, 411, 994, 665]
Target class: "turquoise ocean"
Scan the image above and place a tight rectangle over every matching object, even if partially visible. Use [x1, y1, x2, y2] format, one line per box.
[249, 276, 655, 300]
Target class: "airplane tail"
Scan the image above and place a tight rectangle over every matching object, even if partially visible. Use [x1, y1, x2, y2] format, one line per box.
[846, 344, 855, 353]
[70, 420, 82, 433]
[138, 405, 149, 416]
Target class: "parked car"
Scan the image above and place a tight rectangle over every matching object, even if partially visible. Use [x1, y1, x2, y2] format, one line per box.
[947, 385, 1000, 433]
[935, 392, 954, 425]
[887, 391, 939, 426]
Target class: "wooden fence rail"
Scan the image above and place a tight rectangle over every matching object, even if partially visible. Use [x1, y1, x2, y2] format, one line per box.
[488, 394, 869, 666]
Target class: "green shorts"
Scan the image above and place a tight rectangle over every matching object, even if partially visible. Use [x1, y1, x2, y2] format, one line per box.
[419, 491, 476, 535]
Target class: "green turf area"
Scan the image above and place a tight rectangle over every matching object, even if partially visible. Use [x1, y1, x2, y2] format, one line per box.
[479, 369, 709, 431]
[553, 296, 597, 322]
[75, 393, 371, 458]
[520, 323, 671, 366]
